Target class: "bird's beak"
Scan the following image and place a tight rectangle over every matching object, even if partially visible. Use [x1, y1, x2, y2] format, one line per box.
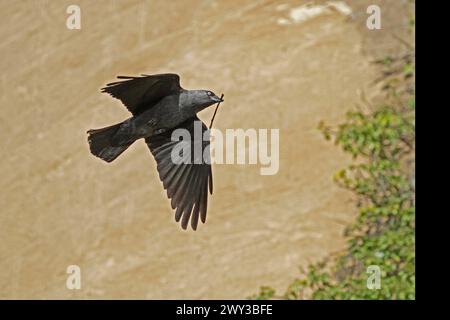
[212, 95, 224, 103]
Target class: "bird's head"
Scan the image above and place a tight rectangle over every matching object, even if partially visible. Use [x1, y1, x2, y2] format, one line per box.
[182, 90, 223, 113]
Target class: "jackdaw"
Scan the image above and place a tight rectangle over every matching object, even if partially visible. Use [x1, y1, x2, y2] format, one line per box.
[87, 73, 223, 230]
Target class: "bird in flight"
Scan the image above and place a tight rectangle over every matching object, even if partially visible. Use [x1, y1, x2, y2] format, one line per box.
[87, 73, 223, 230]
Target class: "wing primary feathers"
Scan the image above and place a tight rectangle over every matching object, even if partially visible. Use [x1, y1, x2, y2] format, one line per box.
[200, 170, 208, 223]
[174, 205, 184, 222]
[208, 167, 213, 194]
[165, 154, 192, 195]
[178, 166, 202, 229]
[191, 201, 201, 230]
[191, 168, 207, 230]
[145, 116, 212, 230]
[181, 202, 194, 230]
[170, 165, 192, 209]
[171, 164, 195, 211]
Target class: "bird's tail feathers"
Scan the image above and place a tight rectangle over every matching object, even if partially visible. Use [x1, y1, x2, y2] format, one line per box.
[87, 123, 132, 162]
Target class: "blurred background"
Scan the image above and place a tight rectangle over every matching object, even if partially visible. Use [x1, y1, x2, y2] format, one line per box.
[0, 0, 414, 299]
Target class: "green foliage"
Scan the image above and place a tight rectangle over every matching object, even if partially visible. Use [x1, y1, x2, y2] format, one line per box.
[252, 286, 276, 300]
[251, 62, 415, 300]
[333, 107, 414, 160]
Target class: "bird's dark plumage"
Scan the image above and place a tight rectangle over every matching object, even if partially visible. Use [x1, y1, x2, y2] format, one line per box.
[146, 116, 213, 230]
[88, 73, 222, 230]
[101, 73, 182, 115]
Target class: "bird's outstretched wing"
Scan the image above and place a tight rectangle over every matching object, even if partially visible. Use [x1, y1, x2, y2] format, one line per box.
[146, 116, 213, 230]
[101, 73, 182, 115]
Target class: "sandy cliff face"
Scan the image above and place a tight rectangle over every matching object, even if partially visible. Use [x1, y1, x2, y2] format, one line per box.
[0, 0, 386, 299]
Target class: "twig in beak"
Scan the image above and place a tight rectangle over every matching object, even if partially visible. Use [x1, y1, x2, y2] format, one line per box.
[209, 93, 224, 129]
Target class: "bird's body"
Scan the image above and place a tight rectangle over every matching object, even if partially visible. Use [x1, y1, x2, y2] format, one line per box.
[112, 93, 186, 145]
[87, 73, 223, 230]
[111, 90, 217, 145]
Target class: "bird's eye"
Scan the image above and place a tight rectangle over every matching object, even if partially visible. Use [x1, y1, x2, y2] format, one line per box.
[207, 91, 213, 96]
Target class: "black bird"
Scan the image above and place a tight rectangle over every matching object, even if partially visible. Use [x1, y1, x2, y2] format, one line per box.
[87, 73, 223, 230]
